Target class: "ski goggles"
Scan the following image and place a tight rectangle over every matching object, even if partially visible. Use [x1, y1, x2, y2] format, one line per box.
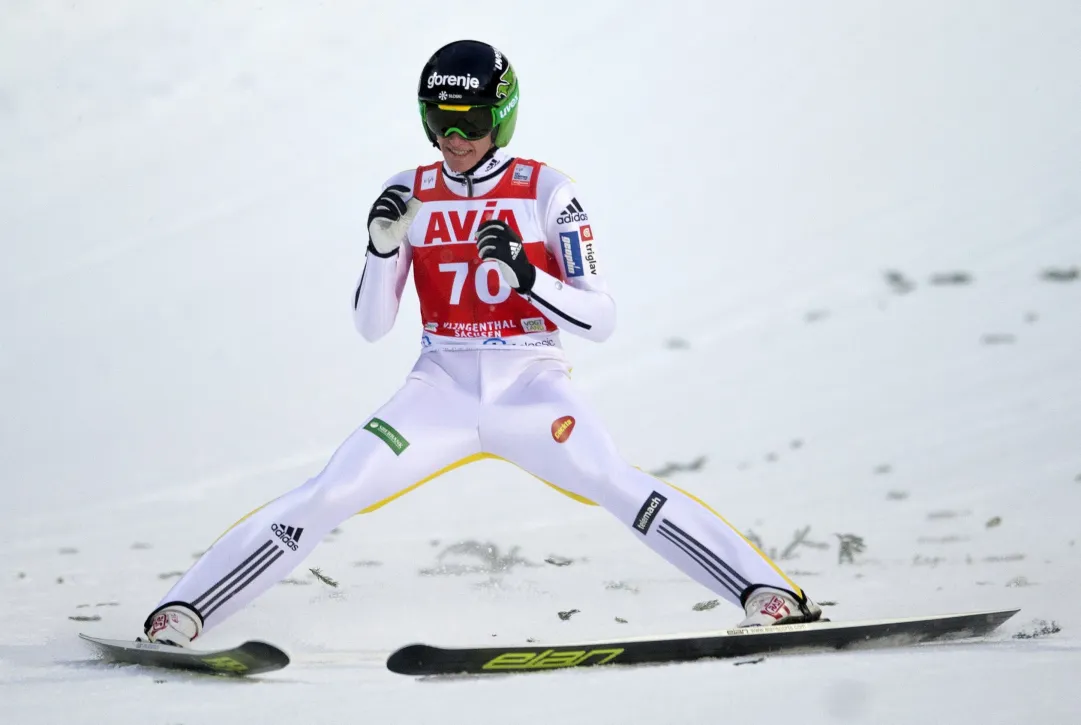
[421, 102, 498, 141]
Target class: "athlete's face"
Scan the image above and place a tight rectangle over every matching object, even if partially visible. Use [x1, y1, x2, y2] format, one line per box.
[437, 132, 494, 173]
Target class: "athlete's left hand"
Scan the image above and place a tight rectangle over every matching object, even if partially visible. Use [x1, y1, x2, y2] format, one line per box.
[476, 219, 536, 293]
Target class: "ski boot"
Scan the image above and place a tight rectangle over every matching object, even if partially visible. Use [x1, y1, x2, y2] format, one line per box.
[142, 602, 203, 647]
[738, 586, 823, 627]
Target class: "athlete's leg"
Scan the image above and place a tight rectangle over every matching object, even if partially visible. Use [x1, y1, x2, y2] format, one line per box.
[481, 361, 812, 615]
[149, 354, 482, 638]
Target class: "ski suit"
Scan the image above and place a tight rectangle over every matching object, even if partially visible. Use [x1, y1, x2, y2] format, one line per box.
[153, 149, 804, 632]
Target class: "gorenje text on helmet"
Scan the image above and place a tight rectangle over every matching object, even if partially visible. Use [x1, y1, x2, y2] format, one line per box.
[428, 72, 480, 90]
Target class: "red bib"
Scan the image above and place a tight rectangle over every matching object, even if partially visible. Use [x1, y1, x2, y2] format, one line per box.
[408, 159, 562, 339]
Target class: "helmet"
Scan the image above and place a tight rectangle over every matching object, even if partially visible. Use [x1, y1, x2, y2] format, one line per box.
[417, 40, 520, 148]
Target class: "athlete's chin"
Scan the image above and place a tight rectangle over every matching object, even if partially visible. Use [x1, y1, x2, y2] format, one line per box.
[442, 149, 475, 172]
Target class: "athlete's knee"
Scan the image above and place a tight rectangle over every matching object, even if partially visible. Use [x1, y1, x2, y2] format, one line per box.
[296, 469, 359, 514]
[576, 463, 649, 510]
[294, 475, 327, 504]
[607, 464, 686, 512]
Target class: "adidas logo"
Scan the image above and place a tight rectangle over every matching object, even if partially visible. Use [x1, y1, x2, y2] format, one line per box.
[271, 523, 304, 551]
[556, 197, 589, 224]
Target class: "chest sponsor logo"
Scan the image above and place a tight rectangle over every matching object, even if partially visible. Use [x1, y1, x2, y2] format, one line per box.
[511, 164, 533, 186]
[580, 224, 593, 241]
[445, 320, 515, 338]
[424, 201, 522, 244]
[521, 317, 547, 333]
[559, 231, 585, 277]
[420, 169, 438, 191]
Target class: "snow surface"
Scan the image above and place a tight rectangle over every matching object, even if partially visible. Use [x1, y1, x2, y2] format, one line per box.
[3, 1, 1080, 722]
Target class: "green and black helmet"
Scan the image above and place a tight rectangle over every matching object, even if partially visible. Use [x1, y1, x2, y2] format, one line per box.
[417, 40, 520, 148]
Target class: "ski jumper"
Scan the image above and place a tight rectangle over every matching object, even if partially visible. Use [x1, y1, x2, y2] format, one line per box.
[153, 150, 804, 631]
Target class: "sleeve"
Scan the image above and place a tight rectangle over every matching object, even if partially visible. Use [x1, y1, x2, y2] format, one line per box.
[352, 170, 415, 342]
[523, 167, 616, 342]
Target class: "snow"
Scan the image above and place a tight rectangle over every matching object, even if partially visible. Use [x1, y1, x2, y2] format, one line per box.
[2, 0, 1080, 722]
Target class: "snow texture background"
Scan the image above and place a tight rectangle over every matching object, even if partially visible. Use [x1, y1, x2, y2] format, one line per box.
[2, 1, 1079, 722]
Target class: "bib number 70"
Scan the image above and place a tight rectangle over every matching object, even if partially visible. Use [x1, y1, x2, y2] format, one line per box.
[439, 261, 511, 305]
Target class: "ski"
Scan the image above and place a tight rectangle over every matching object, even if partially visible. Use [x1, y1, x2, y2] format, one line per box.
[386, 608, 1019, 676]
[79, 633, 289, 676]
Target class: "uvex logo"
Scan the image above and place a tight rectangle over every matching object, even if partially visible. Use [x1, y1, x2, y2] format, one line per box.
[497, 91, 519, 119]
[424, 201, 522, 244]
[551, 415, 575, 442]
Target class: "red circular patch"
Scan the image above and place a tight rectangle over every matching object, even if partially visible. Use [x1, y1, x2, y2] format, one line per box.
[551, 415, 576, 442]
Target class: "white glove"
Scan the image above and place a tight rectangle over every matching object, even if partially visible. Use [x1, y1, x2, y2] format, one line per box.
[367, 184, 421, 257]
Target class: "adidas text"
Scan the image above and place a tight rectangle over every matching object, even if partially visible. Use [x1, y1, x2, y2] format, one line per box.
[271, 523, 304, 551]
[557, 198, 589, 224]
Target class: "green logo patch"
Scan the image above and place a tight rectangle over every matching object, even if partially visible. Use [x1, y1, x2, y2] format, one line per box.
[365, 417, 409, 455]
[496, 66, 516, 100]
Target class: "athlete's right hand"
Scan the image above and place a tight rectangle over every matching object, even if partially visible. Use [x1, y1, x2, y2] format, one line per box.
[367, 185, 421, 258]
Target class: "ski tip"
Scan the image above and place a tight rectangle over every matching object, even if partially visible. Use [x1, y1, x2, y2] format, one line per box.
[386, 644, 434, 674]
[79, 633, 112, 641]
[243, 640, 291, 667]
[78, 633, 137, 648]
[986, 608, 1021, 621]
[78, 633, 106, 653]
[1000, 608, 1022, 622]
[79, 633, 289, 659]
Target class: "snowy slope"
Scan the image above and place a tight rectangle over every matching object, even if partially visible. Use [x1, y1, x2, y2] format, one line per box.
[3, 1, 1080, 723]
